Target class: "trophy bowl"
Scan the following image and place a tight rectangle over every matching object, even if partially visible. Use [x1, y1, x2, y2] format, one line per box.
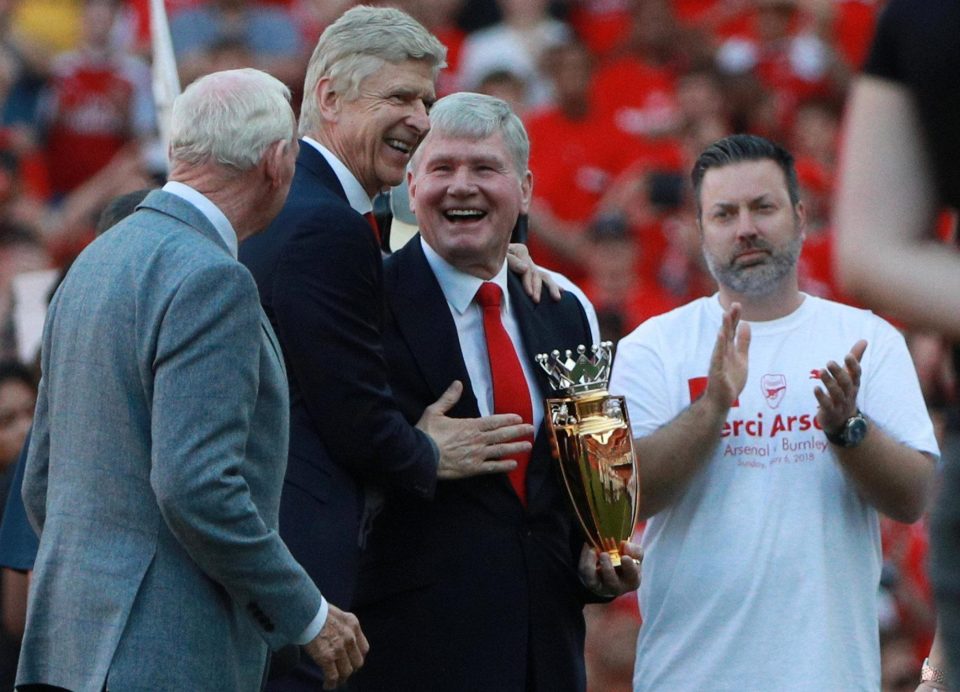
[537, 344, 640, 566]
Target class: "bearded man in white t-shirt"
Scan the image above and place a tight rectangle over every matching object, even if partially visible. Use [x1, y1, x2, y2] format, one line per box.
[609, 133, 939, 691]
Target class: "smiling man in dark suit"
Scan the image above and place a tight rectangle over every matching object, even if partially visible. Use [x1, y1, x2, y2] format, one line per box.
[351, 92, 642, 692]
[238, 7, 538, 691]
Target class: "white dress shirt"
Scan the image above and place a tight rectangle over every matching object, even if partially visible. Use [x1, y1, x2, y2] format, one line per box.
[421, 238, 545, 433]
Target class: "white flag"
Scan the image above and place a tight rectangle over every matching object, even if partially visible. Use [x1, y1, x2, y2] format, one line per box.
[149, 0, 181, 153]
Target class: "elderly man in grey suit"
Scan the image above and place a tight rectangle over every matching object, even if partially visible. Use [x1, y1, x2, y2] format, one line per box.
[16, 68, 368, 691]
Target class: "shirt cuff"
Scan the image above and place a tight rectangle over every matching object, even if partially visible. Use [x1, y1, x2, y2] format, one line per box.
[294, 596, 328, 645]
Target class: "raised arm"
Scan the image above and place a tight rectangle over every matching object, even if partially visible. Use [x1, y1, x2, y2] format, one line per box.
[814, 339, 936, 523]
[834, 76, 960, 338]
[613, 304, 751, 519]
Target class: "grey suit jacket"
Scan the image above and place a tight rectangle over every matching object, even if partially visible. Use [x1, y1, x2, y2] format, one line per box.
[17, 190, 323, 691]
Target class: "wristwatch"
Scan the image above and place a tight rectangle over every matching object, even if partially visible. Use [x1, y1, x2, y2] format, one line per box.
[825, 410, 868, 448]
[921, 657, 947, 685]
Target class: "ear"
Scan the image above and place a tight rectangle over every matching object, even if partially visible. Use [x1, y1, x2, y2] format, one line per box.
[406, 167, 417, 214]
[263, 140, 287, 189]
[316, 76, 341, 122]
[519, 170, 533, 214]
[794, 200, 807, 242]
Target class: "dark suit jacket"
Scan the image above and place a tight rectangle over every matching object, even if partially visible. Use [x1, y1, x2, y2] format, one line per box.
[239, 145, 437, 690]
[351, 237, 604, 692]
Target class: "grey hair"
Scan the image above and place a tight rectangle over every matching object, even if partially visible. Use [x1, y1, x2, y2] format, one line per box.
[170, 68, 294, 172]
[691, 133, 800, 220]
[413, 92, 529, 175]
[298, 5, 446, 137]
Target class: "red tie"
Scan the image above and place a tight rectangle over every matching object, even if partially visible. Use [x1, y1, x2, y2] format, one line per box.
[476, 282, 533, 505]
[363, 211, 381, 246]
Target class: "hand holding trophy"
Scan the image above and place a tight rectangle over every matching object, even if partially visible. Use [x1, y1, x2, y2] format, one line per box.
[536, 343, 640, 567]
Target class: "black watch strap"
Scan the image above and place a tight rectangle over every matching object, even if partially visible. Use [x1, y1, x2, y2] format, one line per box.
[825, 410, 867, 447]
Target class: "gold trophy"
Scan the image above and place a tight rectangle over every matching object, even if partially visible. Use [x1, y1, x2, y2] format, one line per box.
[536, 343, 639, 566]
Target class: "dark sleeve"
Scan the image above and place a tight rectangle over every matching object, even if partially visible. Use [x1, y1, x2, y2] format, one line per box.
[0, 431, 38, 572]
[270, 210, 437, 498]
[861, 0, 960, 209]
[862, 0, 905, 81]
[863, 0, 953, 84]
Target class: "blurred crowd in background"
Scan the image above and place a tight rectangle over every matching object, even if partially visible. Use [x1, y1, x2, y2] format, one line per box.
[0, 1, 952, 690]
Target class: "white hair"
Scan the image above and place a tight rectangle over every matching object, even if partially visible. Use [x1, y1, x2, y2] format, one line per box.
[298, 5, 446, 138]
[412, 92, 529, 175]
[170, 68, 294, 172]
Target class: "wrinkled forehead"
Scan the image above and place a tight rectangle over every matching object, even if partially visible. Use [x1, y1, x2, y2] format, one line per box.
[414, 130, 514, 169]
[700, 159, 791, 205]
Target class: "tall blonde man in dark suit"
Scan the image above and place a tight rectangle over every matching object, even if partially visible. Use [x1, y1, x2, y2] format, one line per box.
[239, 9, 541, 689]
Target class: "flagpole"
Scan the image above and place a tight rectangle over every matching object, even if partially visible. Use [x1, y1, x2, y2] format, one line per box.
[149, 0, 181, 155]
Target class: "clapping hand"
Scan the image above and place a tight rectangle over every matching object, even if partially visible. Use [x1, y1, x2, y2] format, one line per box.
[705, 303, 751, 409]
[814, 340, 867, 434]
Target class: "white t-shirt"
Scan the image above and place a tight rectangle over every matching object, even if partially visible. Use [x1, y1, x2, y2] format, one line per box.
[609, 293, 939, 691]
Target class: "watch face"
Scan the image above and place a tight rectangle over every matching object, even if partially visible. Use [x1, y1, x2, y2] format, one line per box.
[845, 416, 867, 447]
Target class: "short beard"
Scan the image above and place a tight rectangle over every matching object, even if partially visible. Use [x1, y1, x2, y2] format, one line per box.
[704, 232, 803, 296]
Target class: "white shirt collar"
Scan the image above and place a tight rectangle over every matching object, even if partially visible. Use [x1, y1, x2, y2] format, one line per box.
[301, 136, 373, 215]
[420, 237, 510, 315]
[162, 180, 238, 258]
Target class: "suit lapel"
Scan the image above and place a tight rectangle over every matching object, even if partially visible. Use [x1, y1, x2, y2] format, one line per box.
[295, 142, 349, 202]
[387, 239, 480, 419]
[388, 246, 588, 507]
[508, 274, 571, 506]
[509, 275, 562, 403]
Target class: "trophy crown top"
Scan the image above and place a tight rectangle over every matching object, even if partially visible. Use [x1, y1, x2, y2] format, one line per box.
[535, 342, 613, 395]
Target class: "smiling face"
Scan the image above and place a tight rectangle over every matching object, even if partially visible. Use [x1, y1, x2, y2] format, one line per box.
[409, 130, 532, 278]
[698, 158, 805, 298]
[320, 59, 436, 197]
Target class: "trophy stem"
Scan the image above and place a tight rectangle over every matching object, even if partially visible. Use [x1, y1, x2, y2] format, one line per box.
[601, 537, 622, 567]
